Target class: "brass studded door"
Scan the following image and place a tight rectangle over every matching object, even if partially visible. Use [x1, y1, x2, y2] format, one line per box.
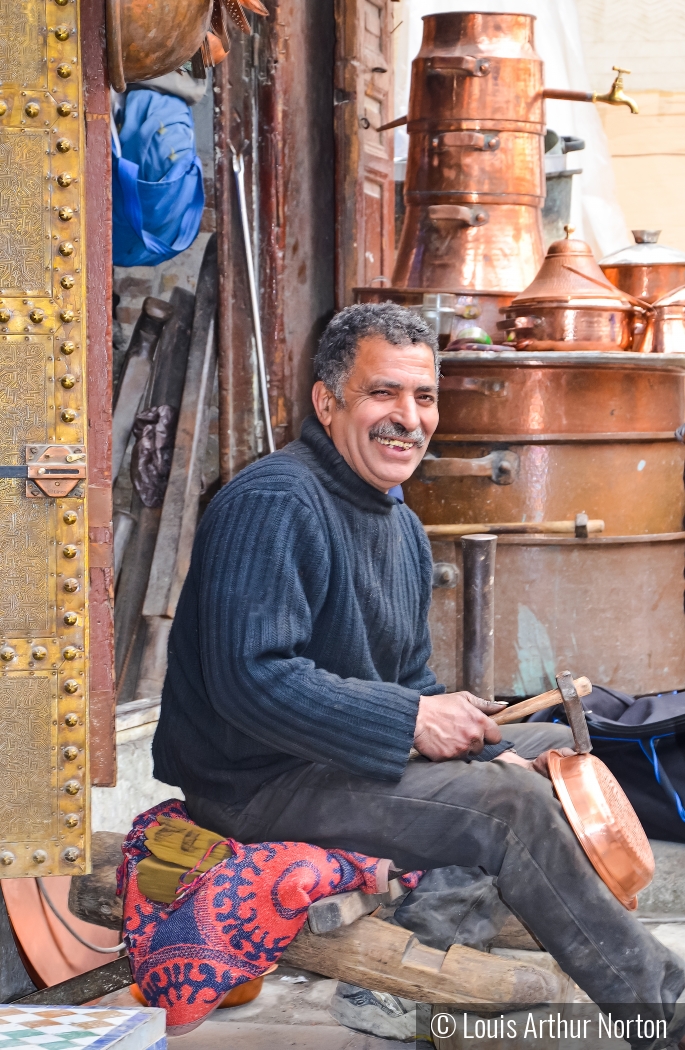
[0, 0, 89, 876]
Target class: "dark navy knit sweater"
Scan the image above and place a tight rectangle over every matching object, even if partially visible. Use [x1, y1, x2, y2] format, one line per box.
[152, 416, 444, 804]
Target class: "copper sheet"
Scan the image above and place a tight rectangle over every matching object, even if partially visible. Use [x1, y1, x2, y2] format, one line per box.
[2, 878, 120, 987]
[547, 751, 654, 910]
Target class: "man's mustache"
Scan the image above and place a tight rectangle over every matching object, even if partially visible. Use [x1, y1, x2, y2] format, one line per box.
[368, 420, 426, 447]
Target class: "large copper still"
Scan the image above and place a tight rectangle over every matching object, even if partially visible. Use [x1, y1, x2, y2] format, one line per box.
[407, 352, 685, 698]
[358, 12, 636, 336]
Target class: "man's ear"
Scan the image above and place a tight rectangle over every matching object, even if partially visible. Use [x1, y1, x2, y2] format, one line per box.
[312, 380, 337, 430]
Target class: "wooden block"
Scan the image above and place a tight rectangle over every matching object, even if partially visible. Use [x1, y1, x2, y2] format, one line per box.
[282, 916, 563, 1006]
[307, 879, 404, 934]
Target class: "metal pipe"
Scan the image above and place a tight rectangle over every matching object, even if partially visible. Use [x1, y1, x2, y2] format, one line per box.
[462, 534, 497, 700]
[230, 143, 275, 455]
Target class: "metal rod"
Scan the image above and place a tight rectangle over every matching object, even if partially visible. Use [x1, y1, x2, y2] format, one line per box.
[230, 144, 275, 455]
[462, 534, 497, 700]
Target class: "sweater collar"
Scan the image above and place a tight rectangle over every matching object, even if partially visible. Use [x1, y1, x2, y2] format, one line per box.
[295, 416, 397, 515]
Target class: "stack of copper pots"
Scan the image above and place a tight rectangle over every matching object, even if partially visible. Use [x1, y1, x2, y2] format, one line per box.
[357, 11, 547, 335]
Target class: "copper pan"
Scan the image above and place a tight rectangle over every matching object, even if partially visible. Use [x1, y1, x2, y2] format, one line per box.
[106, 0, 213, 92]
[547, 750, 654, 909]
[601, 231, 685, 305]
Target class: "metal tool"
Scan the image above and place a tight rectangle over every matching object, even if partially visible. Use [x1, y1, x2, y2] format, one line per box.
[229, 141, 275, 455]
[556, 670, 592, 754]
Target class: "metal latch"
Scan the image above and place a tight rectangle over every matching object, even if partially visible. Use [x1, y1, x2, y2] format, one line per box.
[0, 445, 88, 497]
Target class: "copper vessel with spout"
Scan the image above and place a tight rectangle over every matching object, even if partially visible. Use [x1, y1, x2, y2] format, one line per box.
[393, 12, 546, 298]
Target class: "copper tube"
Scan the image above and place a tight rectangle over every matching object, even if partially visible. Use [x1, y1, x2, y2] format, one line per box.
[462, 534, 497, 701]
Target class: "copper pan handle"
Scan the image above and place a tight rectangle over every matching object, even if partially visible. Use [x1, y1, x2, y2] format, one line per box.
[494, 675, 592, 725]
[428, 204, 489, 227]
[428, 56, 491, 78]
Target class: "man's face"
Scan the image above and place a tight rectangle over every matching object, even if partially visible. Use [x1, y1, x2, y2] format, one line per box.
[312, 334, 439, 492]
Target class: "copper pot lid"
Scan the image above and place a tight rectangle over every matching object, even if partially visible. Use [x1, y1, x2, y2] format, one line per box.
[547, 750, 654, 910]
[600, 230, 685, 268]
[512, 226, 631, 307]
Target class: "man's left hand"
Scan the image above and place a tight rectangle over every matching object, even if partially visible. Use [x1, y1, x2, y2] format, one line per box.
[496, 747, 576, 778]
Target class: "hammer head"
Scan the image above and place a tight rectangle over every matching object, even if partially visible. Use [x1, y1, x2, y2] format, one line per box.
[556, 670, 593, 755]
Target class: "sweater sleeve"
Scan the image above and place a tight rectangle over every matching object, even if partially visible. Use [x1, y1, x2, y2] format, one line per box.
[198, 488, 420, 780]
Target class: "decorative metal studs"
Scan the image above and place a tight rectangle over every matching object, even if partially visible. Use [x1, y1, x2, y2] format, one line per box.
[64, 814, 78, 828]
[63, 510, 77, 524]
[56, 138, 72, 153]
[0, 308, 11, 323]
[32, 646, 48, 660]
[63, 746, 78, 761]
[60, 308, 75, 323]
[25, 102, 39, 117]
[62, 545, 77, 559]
[63, 847, 79, 862]
[56, 172, 72, 187]
[54, 25, 70, 40]
[62, 646, 78, 660]
[29, 308, 45, 323]
[32, 850, 47, 864]
[56, 64, 72, 79]
[63, 578, 79, 593]
[58, 241, 74, 256]
[61, 408, 76, 422]
[58, 206, 73, 221]
[60, 340, 75, 354]
[0, 852, 15, 866]
[0, 102, 7, 116]
[64, 712, 78, 726]
[0, 646, 16, 662]
[63, 679, 79, 694]
[60, 275, 74, 289]
[60, 374, 75, 388]
[63, 612, 77, 626]
[64, 780, 80, 796]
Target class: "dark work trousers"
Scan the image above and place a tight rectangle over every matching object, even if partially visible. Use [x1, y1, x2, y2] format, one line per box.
[185, 723, 685, 1029]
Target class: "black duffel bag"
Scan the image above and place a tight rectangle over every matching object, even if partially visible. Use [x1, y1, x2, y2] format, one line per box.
[531, 687, 685, 843]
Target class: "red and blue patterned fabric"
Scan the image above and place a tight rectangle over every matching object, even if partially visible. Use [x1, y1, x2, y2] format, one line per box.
[117, 799, 422, 1033]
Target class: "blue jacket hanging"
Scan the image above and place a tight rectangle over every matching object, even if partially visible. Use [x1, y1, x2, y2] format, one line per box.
[112, 89, 205, 267]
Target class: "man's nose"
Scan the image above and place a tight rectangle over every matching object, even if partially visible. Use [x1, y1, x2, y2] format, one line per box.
[390, 392, 422, 431]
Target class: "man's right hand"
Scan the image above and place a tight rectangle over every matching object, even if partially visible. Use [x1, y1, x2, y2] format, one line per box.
[413, 692, 506, 761]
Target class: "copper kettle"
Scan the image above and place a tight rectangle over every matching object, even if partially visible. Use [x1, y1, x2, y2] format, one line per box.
[498, 227, 642, 351]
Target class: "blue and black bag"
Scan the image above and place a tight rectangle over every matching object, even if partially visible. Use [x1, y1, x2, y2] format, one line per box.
[112, 88, 205, 267]
[532, 686, 685, 843]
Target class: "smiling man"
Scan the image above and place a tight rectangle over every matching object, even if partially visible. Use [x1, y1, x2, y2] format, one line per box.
[153, 303, 685, 1046]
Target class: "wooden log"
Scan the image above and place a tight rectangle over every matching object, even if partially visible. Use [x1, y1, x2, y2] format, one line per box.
[68, 832, 125, 932]
[282, 916, 563, 1006]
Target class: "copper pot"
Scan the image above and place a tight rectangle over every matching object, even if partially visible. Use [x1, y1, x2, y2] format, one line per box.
[547, 750, 654, 910]
[638, 284, 685, 354]
[498, 231, 641, 350]
[407, 13, 544, 130]
[601, 230, 685, 305]
[392, 12, 546, 296]
[106, 0, 213, 92]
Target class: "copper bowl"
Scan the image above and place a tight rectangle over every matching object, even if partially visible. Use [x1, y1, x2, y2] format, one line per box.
[547, 750, 654, 910]
[497, 298, 638, 351]
[106, 0, 213, 92]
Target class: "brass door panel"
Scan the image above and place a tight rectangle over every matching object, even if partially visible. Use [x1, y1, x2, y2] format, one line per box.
[0, 0, 88, 876]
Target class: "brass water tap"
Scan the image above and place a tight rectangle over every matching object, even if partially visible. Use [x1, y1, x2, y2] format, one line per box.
[593, 67, 638, 114]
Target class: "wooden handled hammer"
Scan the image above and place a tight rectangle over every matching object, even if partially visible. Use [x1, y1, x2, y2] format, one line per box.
[493, 674, 592, 726]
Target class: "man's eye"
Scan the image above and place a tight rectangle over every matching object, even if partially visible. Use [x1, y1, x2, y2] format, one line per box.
[418, 394, 436, 404]
[371, 389, 392, 397]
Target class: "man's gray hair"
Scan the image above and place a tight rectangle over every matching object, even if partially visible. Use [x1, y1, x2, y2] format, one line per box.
[314, 302, 439, 403]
